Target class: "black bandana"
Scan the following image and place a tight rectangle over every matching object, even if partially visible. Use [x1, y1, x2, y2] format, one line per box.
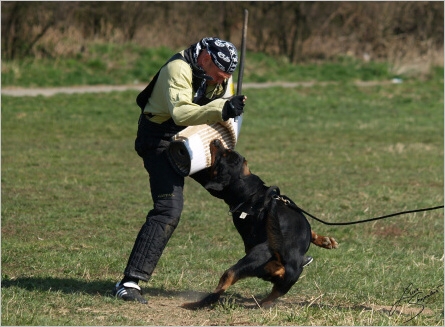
[186, 37, 238, 75]
[202, 37, 238, 74]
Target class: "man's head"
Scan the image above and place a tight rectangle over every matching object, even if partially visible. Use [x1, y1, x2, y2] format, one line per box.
[197, 37, 238, 84]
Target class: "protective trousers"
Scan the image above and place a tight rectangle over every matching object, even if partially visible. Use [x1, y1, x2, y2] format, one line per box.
[124, 116, 185, 281]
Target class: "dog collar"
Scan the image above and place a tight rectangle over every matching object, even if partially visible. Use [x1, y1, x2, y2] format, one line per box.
[229, 186, 281, 219]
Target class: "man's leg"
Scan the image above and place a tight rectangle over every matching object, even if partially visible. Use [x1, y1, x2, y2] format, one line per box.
[114, 147, 184, 303]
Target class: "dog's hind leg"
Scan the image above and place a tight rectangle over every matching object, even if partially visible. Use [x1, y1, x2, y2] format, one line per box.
[311, 230, 339, 249]
[259, 284, 286, 308]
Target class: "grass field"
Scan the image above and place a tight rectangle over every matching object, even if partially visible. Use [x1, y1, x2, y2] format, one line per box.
[1, 50, 444, 325]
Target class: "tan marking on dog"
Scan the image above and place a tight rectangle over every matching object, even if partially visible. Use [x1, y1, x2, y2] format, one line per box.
[242, 160, 251, 176]
[311, 230, 339, 249]
[264, 260, 285, 278]
[264, 252, 286, 278]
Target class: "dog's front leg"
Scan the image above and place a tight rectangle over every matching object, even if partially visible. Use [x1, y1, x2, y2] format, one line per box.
[181, 269, 239, 310]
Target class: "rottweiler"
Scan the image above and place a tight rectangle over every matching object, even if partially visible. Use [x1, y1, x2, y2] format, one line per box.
[185, 139, 338, 309]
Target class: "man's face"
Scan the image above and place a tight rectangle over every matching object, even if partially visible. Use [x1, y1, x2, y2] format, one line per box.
[202, 54, 231, 85]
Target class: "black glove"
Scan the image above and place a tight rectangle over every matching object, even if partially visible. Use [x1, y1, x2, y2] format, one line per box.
[222, 95, 245, 121]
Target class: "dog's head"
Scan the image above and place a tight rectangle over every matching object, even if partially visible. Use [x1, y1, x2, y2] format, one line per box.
[204, 139, 251, 192]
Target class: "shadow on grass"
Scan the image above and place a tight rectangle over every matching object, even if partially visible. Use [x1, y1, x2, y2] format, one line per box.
[2, 276, 115, 296]
[1, 276, 265, 308]
[0, 276, 210, 300]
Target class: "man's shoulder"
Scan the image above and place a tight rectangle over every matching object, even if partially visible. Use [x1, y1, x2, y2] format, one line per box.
[166, 51, 188, 66]
[164, 53, 192, 77]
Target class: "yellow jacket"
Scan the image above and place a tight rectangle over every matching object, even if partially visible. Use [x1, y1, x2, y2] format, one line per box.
[144, 50, 227, 126]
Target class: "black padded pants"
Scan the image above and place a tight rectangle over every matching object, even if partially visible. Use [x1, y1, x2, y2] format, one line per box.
[124, 141, 184, 282]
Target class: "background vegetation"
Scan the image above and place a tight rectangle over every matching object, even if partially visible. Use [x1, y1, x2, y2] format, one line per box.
[2, 2, 444, 70]
[2, 2, 443, 87]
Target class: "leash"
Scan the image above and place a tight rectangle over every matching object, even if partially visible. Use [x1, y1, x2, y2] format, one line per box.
[273, 195, 444, 226]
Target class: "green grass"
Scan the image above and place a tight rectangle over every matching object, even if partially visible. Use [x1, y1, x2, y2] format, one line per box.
[2, 61, 444, 324]
[245, 52, 395, 83]
[1, 44, 175, 87]
[3, 43, 440, 88]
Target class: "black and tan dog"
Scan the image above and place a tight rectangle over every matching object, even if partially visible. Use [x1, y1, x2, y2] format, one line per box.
[184, 139, 338, 309]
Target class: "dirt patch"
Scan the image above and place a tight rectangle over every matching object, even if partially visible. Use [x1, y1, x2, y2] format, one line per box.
[1, 81, 398, 97]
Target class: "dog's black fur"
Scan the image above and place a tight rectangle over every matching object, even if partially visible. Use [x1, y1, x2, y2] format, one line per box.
[185, 139, 338, 309]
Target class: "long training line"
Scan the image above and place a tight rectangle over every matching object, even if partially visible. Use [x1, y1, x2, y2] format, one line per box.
[295, 205, 444, 226]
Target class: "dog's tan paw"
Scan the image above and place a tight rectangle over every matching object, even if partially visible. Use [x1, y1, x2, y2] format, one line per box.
[311, 231, 339, 249]
[322, 236, 338, 249]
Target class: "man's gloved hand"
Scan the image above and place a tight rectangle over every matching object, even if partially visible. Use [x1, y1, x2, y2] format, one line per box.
[222, 95, 246, 121]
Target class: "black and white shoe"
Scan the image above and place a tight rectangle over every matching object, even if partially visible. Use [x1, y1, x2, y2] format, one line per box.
[302, 256, 313, 267]
[113, 281, 148, 304]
